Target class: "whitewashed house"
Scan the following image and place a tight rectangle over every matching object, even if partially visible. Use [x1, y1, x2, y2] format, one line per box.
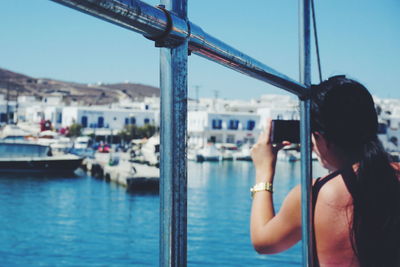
[44, 106, 64, 129]
[0, 94, 19, 124]
[257, 106, 299, 128]
[61, 106, 158, 131]
[188, 110, 260, 148]
[385, 107, 400, 152]
[375, 97, 400, 152]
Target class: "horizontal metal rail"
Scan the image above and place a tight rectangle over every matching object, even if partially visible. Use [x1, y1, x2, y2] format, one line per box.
[51, 0, 307, 97]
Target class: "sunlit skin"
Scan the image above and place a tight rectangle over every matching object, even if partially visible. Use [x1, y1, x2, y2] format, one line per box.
[250, 119, 359, 266]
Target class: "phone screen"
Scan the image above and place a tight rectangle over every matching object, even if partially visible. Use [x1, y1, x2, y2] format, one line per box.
[271, 120, 300, 144]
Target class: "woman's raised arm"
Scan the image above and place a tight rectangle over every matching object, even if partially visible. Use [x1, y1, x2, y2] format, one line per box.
[250, 119, 302, 254]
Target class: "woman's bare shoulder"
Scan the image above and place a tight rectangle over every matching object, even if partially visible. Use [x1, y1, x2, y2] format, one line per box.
[318, 173, 352, 207]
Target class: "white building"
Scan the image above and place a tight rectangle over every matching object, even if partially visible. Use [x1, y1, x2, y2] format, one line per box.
[188, 110, 260, 148]
[61, 106, 158, 131]
[374, 96, 400, 152]
[24, 105, 45, 124]
[18, 96, 37, 104]
[0, 94, 16, 124]
[42, 95, 63, 105]
[384, 107, 400, 152]
[257, 106, 299, 128]
[44, 106, 64, 129]
[17, 96, 52, 124]
[118, 96, 160, 111]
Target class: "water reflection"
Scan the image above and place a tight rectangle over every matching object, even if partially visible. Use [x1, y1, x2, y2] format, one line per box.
[0, 173, 159, 266]
[0, 161, 329, 266]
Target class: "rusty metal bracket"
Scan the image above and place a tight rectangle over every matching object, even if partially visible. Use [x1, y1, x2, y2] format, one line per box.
[144, 5, 177, 48]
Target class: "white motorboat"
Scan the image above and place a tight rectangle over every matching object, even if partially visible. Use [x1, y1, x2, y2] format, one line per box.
[0, 141, 83, 173]
[0, 124, 35, 141]
[216, 143, 238, 161]
[74, 136, 91, 149]
[196, 143, 221, 162]
[141, 135, 160, 167]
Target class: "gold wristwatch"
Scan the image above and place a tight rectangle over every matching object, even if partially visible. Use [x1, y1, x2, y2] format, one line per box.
[250, 182, 273, 198]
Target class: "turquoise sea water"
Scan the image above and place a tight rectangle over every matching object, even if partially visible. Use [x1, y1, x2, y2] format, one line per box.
[0, 161, 327, 266]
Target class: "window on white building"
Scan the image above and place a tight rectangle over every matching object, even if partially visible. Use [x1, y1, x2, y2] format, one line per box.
[212, 119, 222, 129]
[208, 136, 216, 143]
[0, 113, 6, 123]
[98, 116, 104, 128]
[247, 120, 255, 130]
[81, 116, 88, 128]
[228, 120, 239, 130]
[57, 113, 62, 124]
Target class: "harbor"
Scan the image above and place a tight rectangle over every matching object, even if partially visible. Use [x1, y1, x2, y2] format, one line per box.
[1, 0, 399, 266]
[0, 160, 328, 266]
[0, 88, 399, 192]
[0, 66, 399, 266]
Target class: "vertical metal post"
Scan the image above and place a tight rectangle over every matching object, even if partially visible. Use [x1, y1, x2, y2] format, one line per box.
[299, 0, 313, 266]
[159, 0, 188, 266]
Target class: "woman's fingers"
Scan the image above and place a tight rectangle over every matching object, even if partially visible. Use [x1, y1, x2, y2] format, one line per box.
[282, 141, 291, 146]
[264, 119, 272, 144]
[257, 118, 273, 145]
[273, 141, 292, 153]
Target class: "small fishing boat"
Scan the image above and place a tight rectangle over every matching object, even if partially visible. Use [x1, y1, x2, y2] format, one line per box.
[0, 141, 83, 173]
[216, 143, 238, 161]
[196, 143, 221, 162]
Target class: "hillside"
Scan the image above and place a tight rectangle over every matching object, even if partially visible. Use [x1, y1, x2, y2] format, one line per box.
[0, 67, 160, 105]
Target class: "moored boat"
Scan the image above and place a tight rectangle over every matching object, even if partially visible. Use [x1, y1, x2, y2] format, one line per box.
[141, 134, 160, 167]
[196, 143, 221, 162]
[216, 143, 238, 161]
[0, 141, 83, 173]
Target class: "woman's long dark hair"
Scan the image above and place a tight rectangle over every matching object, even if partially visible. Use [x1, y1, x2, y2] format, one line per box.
[310, 76, 400, 266]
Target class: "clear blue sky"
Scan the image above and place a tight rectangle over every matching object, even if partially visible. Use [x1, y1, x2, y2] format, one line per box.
[0, 0, 399, 100]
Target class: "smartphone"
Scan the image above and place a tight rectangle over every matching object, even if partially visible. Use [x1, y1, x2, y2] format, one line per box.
[271, 120, 300, 144]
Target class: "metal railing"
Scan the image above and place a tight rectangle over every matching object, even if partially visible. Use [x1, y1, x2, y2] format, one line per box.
[299, 1, 313, 266]
[50, 0, 313, 266]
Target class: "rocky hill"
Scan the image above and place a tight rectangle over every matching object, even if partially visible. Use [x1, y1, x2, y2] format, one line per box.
[0, 67, 160, 105]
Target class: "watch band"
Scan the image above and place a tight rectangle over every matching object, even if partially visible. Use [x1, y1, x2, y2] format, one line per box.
[250, 182, 273, 198]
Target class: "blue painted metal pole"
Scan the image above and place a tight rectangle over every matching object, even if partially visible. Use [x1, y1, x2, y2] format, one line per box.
[159, 0, 188, 266]
[299, 0, 313, 266]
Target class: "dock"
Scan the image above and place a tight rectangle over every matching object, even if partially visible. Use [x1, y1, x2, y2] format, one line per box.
[83, 152, 159, 192]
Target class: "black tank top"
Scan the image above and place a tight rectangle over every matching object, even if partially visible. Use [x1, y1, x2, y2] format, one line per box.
[311, 167, 356, 266]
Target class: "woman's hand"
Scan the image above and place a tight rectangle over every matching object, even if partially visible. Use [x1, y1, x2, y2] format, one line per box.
[251, 119, 290, 183]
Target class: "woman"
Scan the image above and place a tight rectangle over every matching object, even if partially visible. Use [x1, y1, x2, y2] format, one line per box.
[250, 76, 400, 266]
